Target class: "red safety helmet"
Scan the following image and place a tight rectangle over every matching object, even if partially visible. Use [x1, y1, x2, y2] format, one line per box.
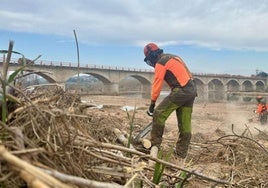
[144, 43, 160, 57]
[256, 96, 263, 103]
[143, 43, 163, 67]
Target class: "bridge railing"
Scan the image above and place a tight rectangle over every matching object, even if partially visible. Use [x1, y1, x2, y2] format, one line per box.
[0, 57, 154, 72]
[192, 72, 258, 79]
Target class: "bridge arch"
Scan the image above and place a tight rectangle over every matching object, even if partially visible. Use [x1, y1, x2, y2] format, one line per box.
[64, 72, 153, 96]
[66, 72, 116, 95]
[256, 80, 265, 92]
[118, 75, 151, 98]
[129, 75, 151, 85]
[83, 72, 111, 84]
[226, 79, 240, 92]
[208, 79, 225, 101]
[242, 80, 253, 91]
[27, 71, 56, 83]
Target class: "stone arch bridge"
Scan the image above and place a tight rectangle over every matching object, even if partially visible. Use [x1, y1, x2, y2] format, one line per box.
[4, 60, 268, 101]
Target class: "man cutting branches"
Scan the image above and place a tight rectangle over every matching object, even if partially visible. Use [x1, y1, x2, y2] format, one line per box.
[143, 43, 197, 159]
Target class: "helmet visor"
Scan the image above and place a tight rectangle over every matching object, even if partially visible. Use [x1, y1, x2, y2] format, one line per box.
[144, 57, 155, 67]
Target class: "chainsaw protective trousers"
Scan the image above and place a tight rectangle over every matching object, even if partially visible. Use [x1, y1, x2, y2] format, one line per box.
[150, 80, 196, 157]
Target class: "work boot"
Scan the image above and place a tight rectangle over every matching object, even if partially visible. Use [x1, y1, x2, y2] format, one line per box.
[175, 132, 192, 159]
[150, 124, 164, 149]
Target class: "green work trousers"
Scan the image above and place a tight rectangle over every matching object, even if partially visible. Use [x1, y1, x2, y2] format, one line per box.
[151, 80, 197, 157]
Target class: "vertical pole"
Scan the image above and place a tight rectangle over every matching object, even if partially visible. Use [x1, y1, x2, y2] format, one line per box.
[2, 41, 14, 122]
[73, 29, 80, 94]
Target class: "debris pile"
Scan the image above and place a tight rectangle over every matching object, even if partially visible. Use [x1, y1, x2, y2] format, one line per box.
[0, 86, 268, 187]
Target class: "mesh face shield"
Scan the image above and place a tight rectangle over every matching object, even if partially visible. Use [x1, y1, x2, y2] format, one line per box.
[144, 49, 163, 67]
[144, 57, 155, 67]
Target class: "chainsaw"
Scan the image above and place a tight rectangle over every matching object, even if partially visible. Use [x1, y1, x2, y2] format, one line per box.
[133, 122, 153, 143]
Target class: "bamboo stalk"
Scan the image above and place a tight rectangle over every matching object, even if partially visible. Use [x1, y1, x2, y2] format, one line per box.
[1, 41, 14, 122]
[40, 167, 125, 188]
[20, 170, 50, 188]
[149, 146, 158, 167]
[0, 145, 71, 188]
[82, 141, 231, 185]
[11, 127, 52, 188]
[113, 128, 134, 149]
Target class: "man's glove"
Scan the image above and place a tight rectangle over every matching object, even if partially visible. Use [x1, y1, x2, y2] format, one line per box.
[147, 102, 155, 116]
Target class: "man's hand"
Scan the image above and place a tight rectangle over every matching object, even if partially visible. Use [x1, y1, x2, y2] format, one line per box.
[147, 102, 155, 116]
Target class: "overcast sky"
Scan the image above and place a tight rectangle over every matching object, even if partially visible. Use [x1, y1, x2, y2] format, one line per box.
[0, 0, 267, 76]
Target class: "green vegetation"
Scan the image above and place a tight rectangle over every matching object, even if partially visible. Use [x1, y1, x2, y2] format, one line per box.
[0, 41, 41, 123]
[152, 147, 173, 186]
[257, 71, 268, 78]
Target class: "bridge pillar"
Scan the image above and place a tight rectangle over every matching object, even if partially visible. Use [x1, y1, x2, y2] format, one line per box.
[103, 83, 119, 95]
[224, 85, 228, 101]
[238, 84, 242, 92]
[141, 84, 151, 99]
[252, 84, 256, 91]
[203, 84, 209, 101]
[266, 78, 268, 91]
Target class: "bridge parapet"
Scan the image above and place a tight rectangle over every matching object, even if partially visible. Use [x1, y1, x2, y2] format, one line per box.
[1, 58, 267, 100]
[0, 58, 153, 73]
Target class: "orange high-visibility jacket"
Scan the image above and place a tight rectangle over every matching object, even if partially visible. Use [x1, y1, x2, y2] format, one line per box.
[151, 54, 193, 102]
[256, 103, 267, 114]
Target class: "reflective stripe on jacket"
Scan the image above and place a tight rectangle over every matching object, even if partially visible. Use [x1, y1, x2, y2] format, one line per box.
[151, 54, 193, 101]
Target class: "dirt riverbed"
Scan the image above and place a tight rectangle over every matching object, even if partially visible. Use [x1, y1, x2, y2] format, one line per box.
[82, 95, 268, 138]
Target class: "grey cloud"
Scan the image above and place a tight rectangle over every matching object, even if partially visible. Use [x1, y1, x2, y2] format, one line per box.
[1, 0, 268, 50]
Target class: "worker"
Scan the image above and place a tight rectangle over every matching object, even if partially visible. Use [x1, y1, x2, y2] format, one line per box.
[142, 43, 197, 159]
[254, 96, 267, 125]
